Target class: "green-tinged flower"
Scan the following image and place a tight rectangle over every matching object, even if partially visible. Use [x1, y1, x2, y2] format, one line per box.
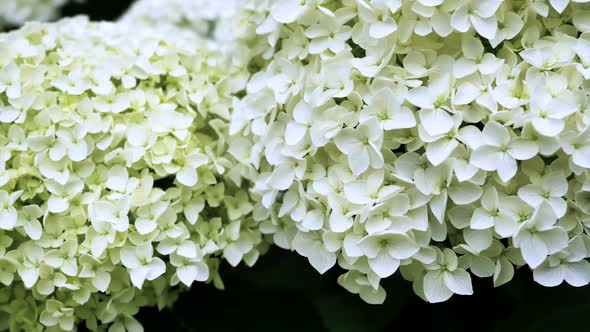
[223, 0, 590, 306]
[0, 16, 264, 331]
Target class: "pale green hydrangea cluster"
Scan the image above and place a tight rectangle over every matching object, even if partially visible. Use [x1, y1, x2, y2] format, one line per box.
[0, 16, 268, 331]
[0, 0, 68, 28]
[3, 0, 590, 329]
[227, 0, 590, 304]
[121, 0, 239, 39]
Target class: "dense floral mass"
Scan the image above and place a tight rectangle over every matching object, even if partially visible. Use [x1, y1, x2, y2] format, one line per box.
[0, 16, 267, 330]
[121, 0, 238, 39]
[2, 0, 590, 330]
[225, 0, 590, 304]
[0, 0, 67, 28]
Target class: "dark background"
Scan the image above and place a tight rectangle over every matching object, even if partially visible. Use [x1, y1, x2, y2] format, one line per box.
[61, 0, 132, 22]
[140, 247, 590, 332]
[8, 1, 590, 331]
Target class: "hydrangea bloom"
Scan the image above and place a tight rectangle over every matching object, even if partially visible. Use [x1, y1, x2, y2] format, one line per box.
[121, 0, 239, 39]
[226, 0, 590, 304]
[0, 16, 266, 330]
[0, 0, 68, 28]
[4, 0, 590, 328]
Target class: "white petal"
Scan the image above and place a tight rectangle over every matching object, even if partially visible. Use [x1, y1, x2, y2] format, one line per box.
[531, 202, 558, 230]
[508, 139, 538, 160]
[454, 82, 480, 105]
[344, 181, 372, 205]
[478, 54, 504, 75]
[270, 1, 305, 23]
[470, 15, 497, 39]
[120, 247, 140, 269]
[177, 266, 197, 286]
[91, 236, 109, 257]
[470, 255, 495, 277]
[0, 209, 17, 230]
[519, 233, 548, 268]
[49, 143, 66, 161]
[48, 196, 69, 213]
[184, 198, 204, 225]
[383, 107, 416, 130]
[146, 258, 166, 280]
[368, 252, 400, 278]
[177, 242, 197, 258]
[18, 267, 39, 288]
[329, 212, 353, 232]
[223, 243, 244, 267]
[334, 128, 360, 154]
[387, 233, 420, 259]
[369, 21, 398, 39]
[106, 165, 129, 192]
[453, 58, 477, 78]
[301, 210, 324, 231]
[0, 108, 19, 123]
[24, 220, 42, 240]
[482, 121, 509, 146]
[493, 256, 514, 287]
[285, 122, 307, 145]
[564, 261, 590, 287]
[474, 0, 502, 18]
[430, 192, 448, 224]
[268, 164, 295, 190]
[470, 208, 494, 229]
[388, 194, 410, 216]
[549, 0, 569, 13]
[518, 185, 543, 207]
[448, 182, 483, 205]
[449, 205, 475, 229]
[194, 262, 210, 282]
[470, 146, 502, 171]
[462, 36, 484, 59]
[453, 159, 478, 182]
[443, 269, 473, 295]
[359, 285, 387, 305]
[135, 219, 157, 235]
[129, 268, 148, 289]
[407, 87, 436, 109]
[464, 228, 493, 253]
[533, 262, 564, 287]
[496, 154, 517, 183]
[365, 216, 392, 234]
[176, 167, 198, 187]
[68, 141, 88, 161]
[547, 198, 567, 219]
[538, 228, 568, 255]
[419, 108, 454, 136]
[342, 234, 363, 257]
[426, 139, 459, 166]
[532, 118, 565, 137]
[92, 271, 111, 292]
[307, 246, 337, 274]
[431, 11, 453, 37]
[423, 270, 453, 303]
[348, 148, 370, 175]
[450, 6, 470, 32]
[494, 215, 518, 238]
[520, 48, 546, 68]
[573, 146, 590, 168]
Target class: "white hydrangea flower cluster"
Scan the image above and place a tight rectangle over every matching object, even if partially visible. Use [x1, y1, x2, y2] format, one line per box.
[0, 0, 67, 28]
[0, 16, 267, 330]
[121, 0, 239, 39]
[228, 0, 590, 304]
